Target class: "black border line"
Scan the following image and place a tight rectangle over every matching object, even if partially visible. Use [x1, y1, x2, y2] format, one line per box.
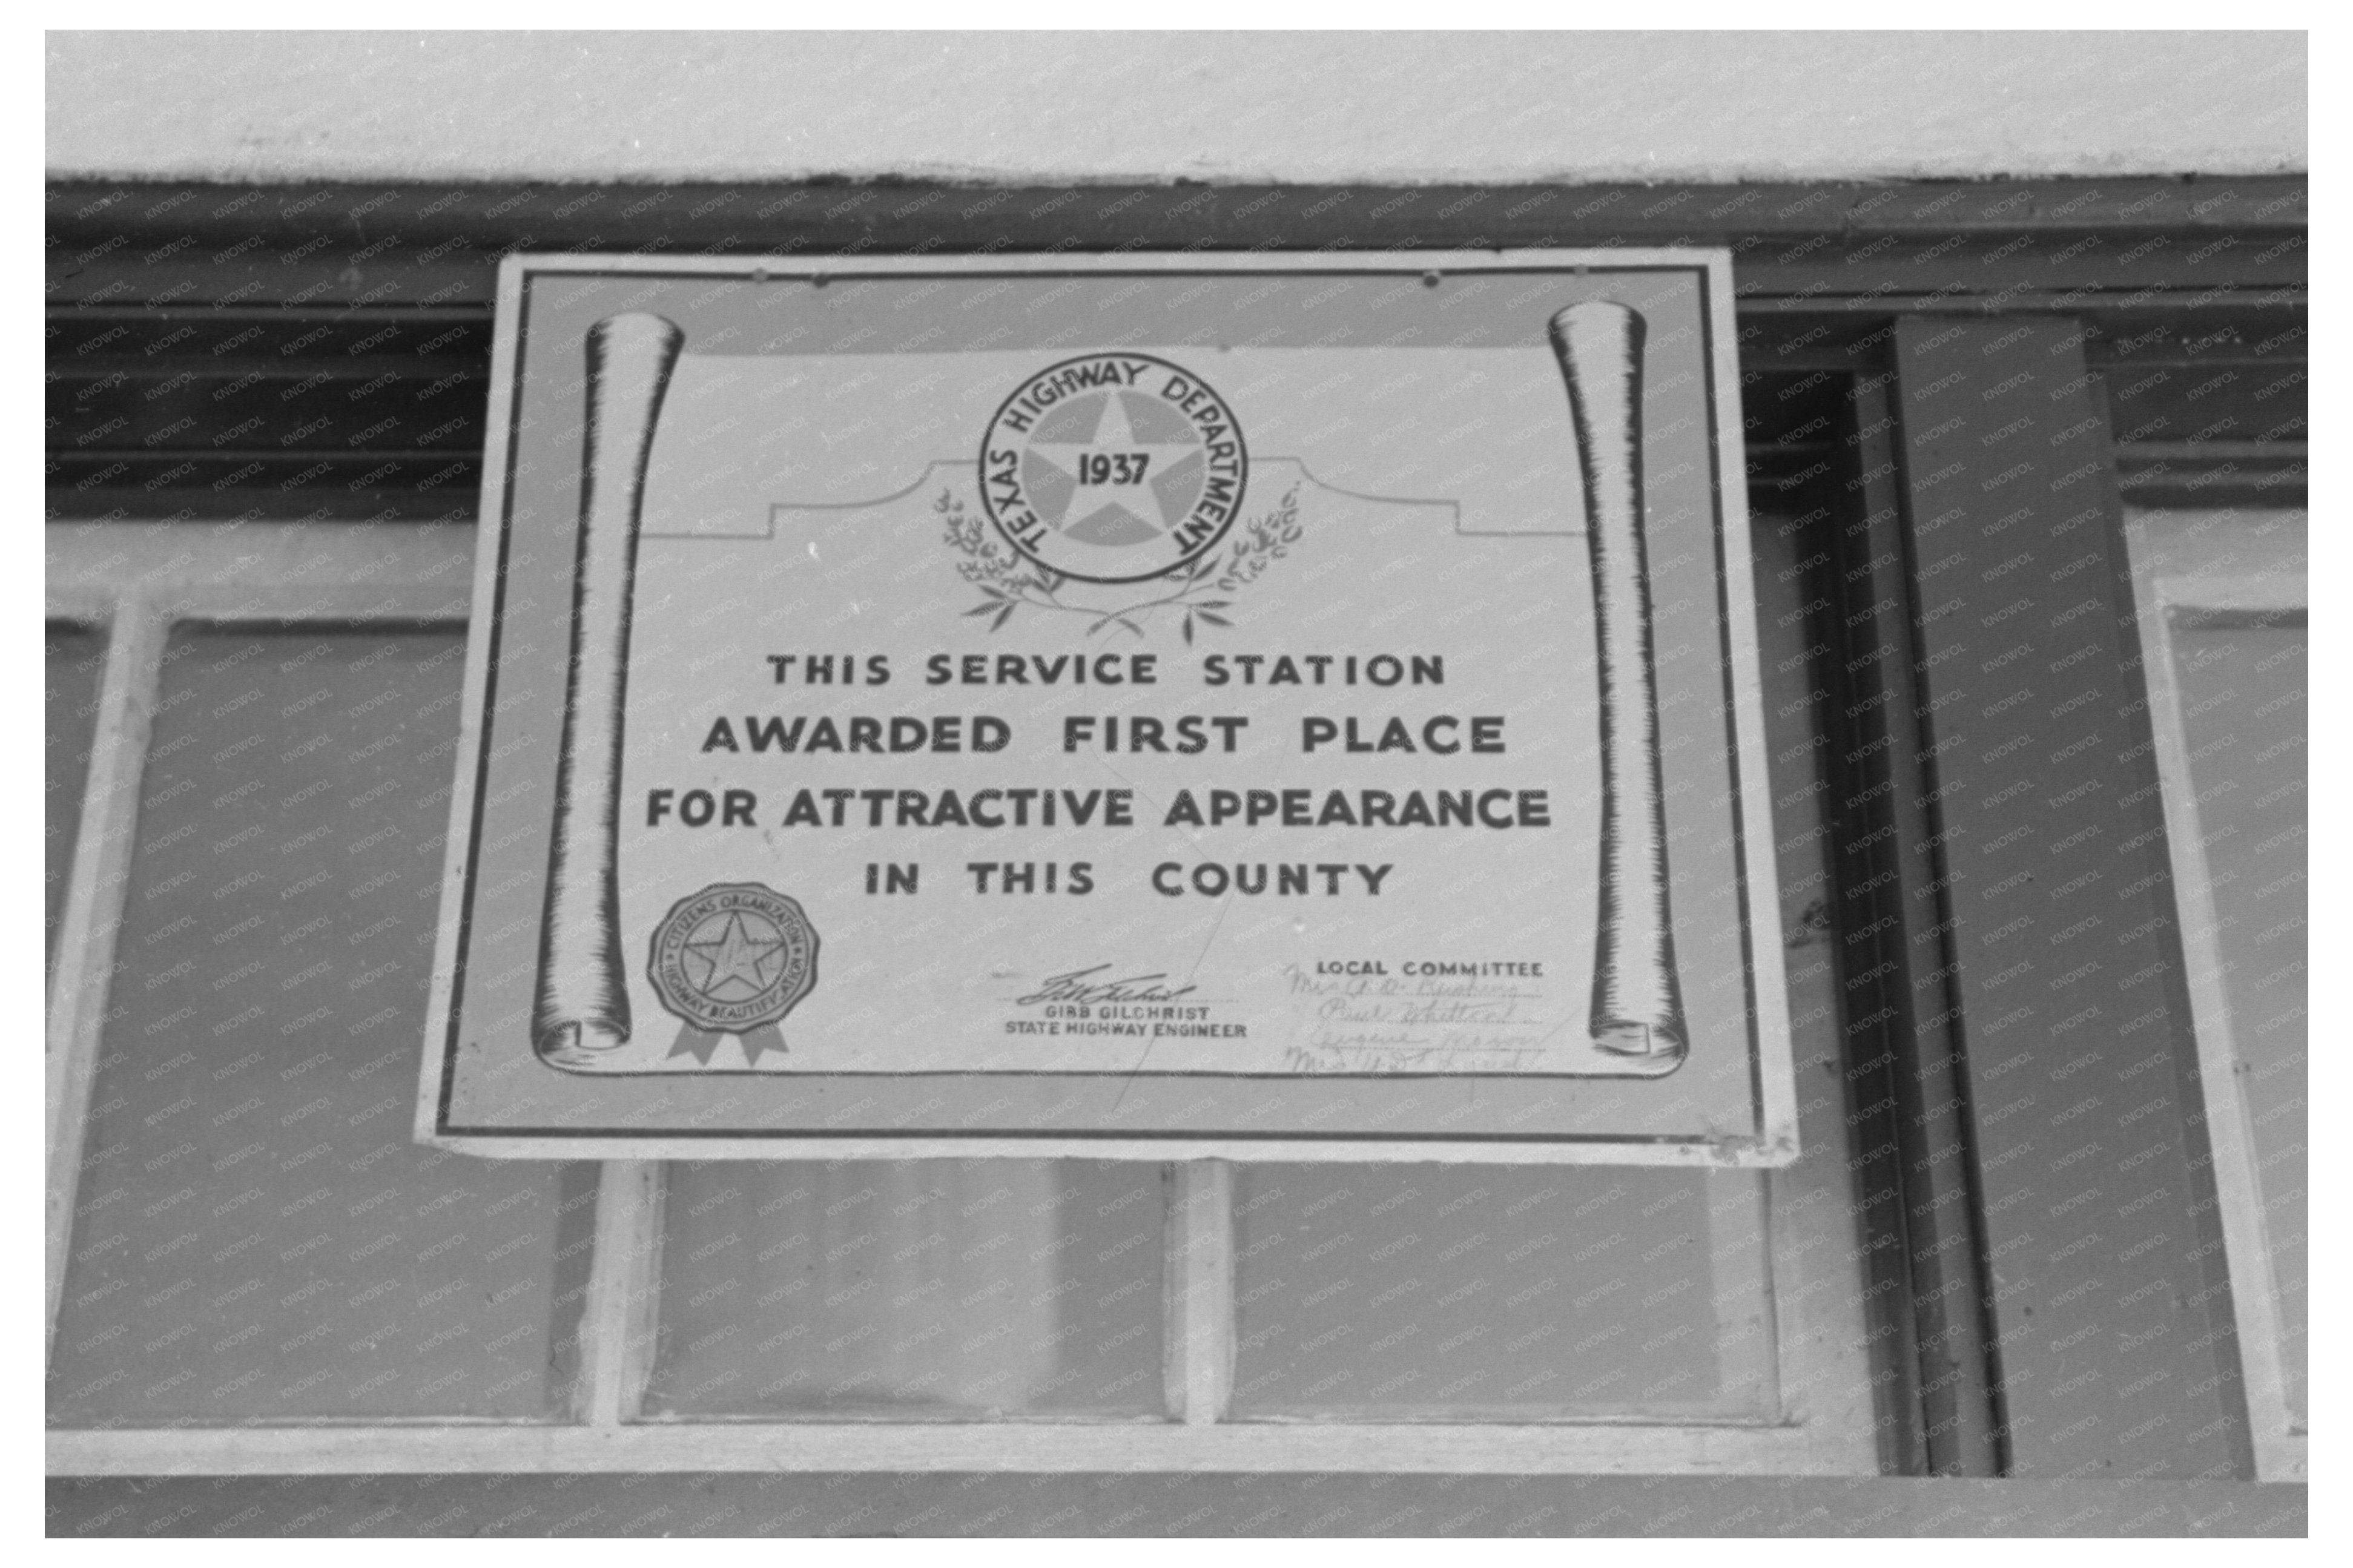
[1696, 274, 1773, 1139]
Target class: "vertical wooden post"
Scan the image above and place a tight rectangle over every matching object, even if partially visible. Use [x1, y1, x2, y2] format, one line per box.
[1162, 1159, 1235, 1425]
[45, 597, 170, 1358]
[1886, 317, 2249, 1479]
[1817, 374, 2005, 1477]
[573, 1159, 668, 1426]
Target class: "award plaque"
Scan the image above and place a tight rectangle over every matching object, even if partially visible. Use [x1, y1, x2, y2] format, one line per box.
[416, 250, 1795, 1163]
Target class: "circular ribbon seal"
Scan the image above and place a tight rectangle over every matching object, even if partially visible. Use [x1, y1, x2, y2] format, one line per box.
[977, 352, 1249, 584]
[646, 882, 819, 1035]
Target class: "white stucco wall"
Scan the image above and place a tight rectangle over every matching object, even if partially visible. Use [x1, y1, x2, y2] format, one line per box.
[47, 30, 2305, 185]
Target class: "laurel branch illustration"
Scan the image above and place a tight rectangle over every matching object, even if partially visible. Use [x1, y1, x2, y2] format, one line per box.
[939, 484, 1302, 643]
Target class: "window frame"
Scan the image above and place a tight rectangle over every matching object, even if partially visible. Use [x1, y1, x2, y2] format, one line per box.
[44, 518, 1876, 1478]
[2122, 510, 2307, 1482]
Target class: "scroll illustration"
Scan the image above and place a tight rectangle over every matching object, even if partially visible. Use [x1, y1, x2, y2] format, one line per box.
[1551, 302, 1689, 1070]
[532, 312, 685, 1067]
[526, 302, 1687, 1077]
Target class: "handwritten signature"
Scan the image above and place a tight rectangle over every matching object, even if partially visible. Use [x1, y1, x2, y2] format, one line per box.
[1017, 965, 1201, 1006]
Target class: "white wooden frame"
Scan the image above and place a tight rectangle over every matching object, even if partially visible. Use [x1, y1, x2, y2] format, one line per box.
[45, 518, 1870, 1478]
[2122, 509, 2308, 1483]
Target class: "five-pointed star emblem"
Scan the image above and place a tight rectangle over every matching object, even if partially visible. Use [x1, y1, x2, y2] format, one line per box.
[1027, 390, 1201, 518]
[682, 912, 785, 999]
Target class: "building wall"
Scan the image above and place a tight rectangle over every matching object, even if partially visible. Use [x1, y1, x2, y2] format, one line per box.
[46, 30, 2306, 185]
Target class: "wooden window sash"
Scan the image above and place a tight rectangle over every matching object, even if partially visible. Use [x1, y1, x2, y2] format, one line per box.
[43, 518, 1867, 1478]
[2122, 512, 2307, 1483]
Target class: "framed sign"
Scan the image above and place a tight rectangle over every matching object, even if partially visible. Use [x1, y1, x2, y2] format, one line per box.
[416, 249, 1794, 1163]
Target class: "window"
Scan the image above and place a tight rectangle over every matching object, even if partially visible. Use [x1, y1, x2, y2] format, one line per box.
[45, 178, 2304, 1498]
[44, 509, 1881, 1473]
[2123, 506, 2306, 1480]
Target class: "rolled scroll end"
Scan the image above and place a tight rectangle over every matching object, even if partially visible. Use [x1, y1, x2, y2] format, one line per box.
[589, 312, 689, 380]
[533, 1020, 634, 1067]
[1589, 911, 1689, 1071]
[1548, 302, 1643, 397]
[1591, 1020, 1686, 1062]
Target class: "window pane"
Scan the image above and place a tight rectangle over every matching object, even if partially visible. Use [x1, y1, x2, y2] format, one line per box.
[48, 627, 595, 1425]
[1230, 1165, 1774, 1417]
[45, 622, 107, 969]
[2169, 609, 2307, 1424]
[2124, 506, 2308, 1440]
[647, 1160, 1166, 1418]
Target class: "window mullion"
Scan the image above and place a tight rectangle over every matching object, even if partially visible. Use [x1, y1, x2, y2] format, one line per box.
[573, 1159, 668, 1425]
[1162, 1159, 1236, 1423]
[45, 594, 172, 1361]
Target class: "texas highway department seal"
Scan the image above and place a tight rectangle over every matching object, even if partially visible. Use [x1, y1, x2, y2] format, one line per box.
[978, 352, 1249, 584]
[647, 882, 819, 1038]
